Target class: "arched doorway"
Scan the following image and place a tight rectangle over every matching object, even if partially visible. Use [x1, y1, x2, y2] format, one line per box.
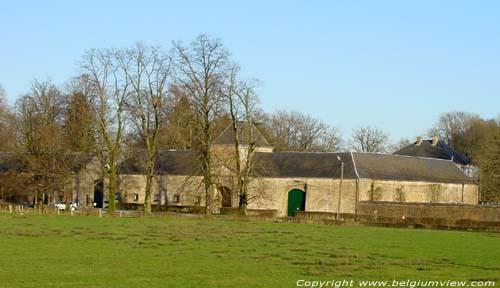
[93, 179, 104, 208]
[219, 186, 232, 207]
[287, 189, 305, 216]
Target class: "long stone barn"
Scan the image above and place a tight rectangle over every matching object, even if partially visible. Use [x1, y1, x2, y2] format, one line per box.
[117, 124, 478, 218]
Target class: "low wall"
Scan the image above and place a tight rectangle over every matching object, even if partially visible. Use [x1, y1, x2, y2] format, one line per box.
[220, 207, 278, 218]
[294, 211, 355, 222]
[120, 203, 205, 214]
[357, 201, 500, 230]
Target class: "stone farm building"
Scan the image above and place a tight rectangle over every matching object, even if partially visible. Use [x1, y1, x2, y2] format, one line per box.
[116, 123, 478, 218]
[0, 123, 478, 218]
[394, 136, 478, 179]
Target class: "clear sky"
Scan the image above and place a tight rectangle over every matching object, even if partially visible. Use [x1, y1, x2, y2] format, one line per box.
[1, 0, 499, 143]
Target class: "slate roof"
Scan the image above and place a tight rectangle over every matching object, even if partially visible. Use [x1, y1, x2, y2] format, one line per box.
[67, 153, 95, 173]
[393, 139, 471, 165]
[119, 150, 473, 184]
[253, 152, 357, 178]
[0, 152, 94, 174]
[0, 153, 25, 173]
[353, 153, 474, 184]
[251, 151, 473, 184]
[119, 150, 201, 175]
[212, 121, 272, 148]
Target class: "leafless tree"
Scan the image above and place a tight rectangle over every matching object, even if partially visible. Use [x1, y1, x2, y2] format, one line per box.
[121, 43, 172, 213]
[428, 111, 481, 156]
[0, 84, 15, 152]
[173, 34, 230, 215]
[222, 65, 260, 215]
[81, 49, 130, 212]
[15, 80, 68, 207]
[389, 137, 413, 153]
[267, 110, 342, 152]
[62, 76, 97, 153]
[349, 125, 388, 153]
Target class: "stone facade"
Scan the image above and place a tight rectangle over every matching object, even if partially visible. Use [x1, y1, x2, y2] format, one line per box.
[114, 124, 479, 217]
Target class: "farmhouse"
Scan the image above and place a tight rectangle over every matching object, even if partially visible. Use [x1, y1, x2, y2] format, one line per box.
[0, 152, 101, 207]
[116, 123, 478, 218]
[0, 123, 478, 217]
[394, 136, 478, 179]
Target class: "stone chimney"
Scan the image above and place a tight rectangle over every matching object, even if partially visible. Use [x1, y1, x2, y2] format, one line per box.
[432, 136, 439, 146]
[416, 136, 423, 145]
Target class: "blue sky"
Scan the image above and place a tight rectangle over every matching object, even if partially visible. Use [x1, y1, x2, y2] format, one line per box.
[1, 0, 499, 142]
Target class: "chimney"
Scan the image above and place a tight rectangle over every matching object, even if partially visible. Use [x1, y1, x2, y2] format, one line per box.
[432, 136, 439, 146]
[416, 136, 423, 145]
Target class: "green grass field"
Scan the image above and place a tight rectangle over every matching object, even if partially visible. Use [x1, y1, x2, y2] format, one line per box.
[0, 213, 498, 288]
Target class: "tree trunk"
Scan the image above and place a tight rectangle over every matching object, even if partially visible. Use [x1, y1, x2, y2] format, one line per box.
[144, 174, 153, 214]
[108, 167, 116, 213]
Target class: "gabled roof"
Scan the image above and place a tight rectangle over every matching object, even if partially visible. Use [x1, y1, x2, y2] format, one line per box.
[67, 153, 96, 173]
[118, 150, 474, 184]
[0, 153, 25, 173]
[252, 151, 473, 184]
[253, 152, 357, 178]
[353, 153, 474, 184]
[393, 139, 471, 165]
[0, 152, 94, 174]
[119, 150, 201, 175]
[213, 121, 272, 148]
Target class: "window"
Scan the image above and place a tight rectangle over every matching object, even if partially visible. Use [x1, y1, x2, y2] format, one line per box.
[154, 194, 160, 203]
[133, 194, 139, 202]
[173, 194, 180, 203]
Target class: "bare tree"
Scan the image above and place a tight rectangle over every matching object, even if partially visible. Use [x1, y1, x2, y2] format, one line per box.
[81, 49, 130, 212]
[267, 110, 341, 152]
[222, 65, 260, 215]
[121, 43, 172, 213]
[173, 34, 230, 215]
[63, 77, 96, 153]
[389, 137, 413, 153]
[349, 125, 388, 153]
[474, 122, 500, 201]
[429, 111, 481, 157]
[15, 80, 67, 207]
[0, 84, 16, 152]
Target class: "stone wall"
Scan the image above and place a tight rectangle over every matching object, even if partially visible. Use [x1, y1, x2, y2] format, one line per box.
[357, 201, 500, 230]
[220, 207, 278, 217]
[358, 179, 478, 205]
[118, 174, 205, 207]
[115, 173, 479, 218]
[247, 177, 358, 217]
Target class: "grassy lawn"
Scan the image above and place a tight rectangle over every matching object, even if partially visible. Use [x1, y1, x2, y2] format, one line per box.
[0, 212, 498, 288]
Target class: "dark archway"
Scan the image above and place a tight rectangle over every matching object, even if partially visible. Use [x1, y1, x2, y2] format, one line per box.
[287, 189, 306, 216]
[93, 179, 104, 208]
[219, 186, 232, 207]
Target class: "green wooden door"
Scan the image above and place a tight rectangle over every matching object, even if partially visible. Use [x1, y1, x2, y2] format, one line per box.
[287, 189, 305, 216]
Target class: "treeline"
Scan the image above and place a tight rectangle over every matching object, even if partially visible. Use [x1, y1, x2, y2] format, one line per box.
[0, 35, 345, 213]
[428, 111, 500, 201]
[0, 35, 498, 210]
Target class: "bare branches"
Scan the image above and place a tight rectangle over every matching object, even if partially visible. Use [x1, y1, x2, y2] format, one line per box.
[80, 48, 131, 212]
[268, 110, 342, 152]
[349, 125, 388, 153]
[172, 34, 233, 214]
[121, 43, 172, 213]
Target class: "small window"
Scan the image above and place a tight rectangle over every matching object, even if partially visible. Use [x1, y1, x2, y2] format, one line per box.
[154, 194, 160, 203]
[174, 194, 180, 203]
[133, 194, 139, 202]
[196, 196, 202, 205]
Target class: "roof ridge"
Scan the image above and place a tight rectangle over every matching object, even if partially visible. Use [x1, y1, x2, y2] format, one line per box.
[359, 152, 456, 162]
